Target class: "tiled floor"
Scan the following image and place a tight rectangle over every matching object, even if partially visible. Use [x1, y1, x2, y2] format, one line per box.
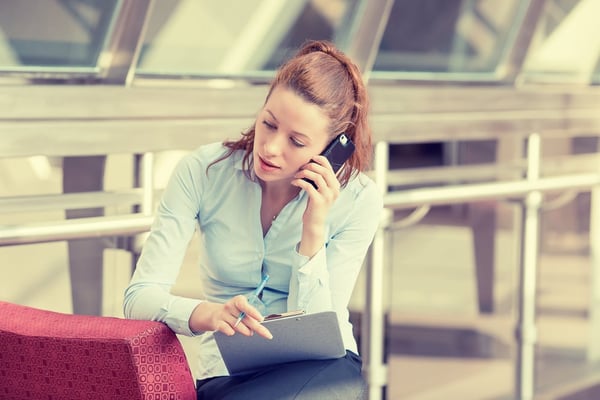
[2, 157, 599, 399]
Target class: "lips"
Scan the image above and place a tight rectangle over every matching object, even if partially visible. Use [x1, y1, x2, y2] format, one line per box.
[258, 156, 280, 172]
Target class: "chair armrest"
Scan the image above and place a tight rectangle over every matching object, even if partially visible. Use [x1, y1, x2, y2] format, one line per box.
[0, 301, 196, 400]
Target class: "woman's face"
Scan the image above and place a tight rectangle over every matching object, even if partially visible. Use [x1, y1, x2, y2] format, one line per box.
[253, 86, 331, 186]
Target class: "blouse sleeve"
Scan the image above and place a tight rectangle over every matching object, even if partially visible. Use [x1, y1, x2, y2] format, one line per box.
[287, 177, 383, 315]
[123, 152, 205, 336]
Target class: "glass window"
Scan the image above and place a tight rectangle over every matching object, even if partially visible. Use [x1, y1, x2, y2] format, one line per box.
[0, 0, 120, 71]
[371, 0, 525, 79]
[136, 0, 360, 78]
[523, 0, 600, 84]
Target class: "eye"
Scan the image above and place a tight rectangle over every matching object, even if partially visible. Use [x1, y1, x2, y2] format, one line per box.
[262, 120, 276, 130]
[290, 136, 305, 148]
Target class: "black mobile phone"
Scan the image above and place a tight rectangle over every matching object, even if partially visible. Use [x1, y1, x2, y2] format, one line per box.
[303, 133, 355, 189]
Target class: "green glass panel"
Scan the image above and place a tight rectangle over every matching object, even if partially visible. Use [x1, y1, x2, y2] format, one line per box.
[136, 0, 359, 76]
[372, 0, 524, 76]
[0, 0, 119, 69]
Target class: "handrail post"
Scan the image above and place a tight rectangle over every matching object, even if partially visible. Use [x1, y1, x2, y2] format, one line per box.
[588, 160, 600, 361]
[363, 141, 390, 400]
[515, 133, 542, 399]
[140, 152, 154, 216]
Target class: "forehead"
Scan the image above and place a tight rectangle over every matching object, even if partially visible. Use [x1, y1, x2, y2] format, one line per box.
[264, 86, 330, 140]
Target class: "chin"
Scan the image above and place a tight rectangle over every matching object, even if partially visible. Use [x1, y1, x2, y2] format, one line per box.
[253, 166, 265, 180]
[255, 171, 278, 182]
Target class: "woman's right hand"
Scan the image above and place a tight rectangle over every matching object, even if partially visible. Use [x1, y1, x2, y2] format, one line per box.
[189, 296, 273, 339]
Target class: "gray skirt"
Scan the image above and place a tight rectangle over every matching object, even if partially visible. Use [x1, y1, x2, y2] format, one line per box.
[196, 351, 366, 400]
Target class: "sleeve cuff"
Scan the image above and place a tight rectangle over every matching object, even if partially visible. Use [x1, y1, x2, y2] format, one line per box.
[162, 296, 204, 336]
[288, 245, 331, 311]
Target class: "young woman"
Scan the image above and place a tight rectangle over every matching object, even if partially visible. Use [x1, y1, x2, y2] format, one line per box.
[124, 40, 382, 399]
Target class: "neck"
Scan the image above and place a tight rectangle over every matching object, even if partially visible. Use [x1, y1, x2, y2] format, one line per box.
[259, 179, 301, 236]
[260, 179, 300, 202]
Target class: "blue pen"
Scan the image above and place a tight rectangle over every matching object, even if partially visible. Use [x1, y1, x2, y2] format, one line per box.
[233, 273, 270, 328]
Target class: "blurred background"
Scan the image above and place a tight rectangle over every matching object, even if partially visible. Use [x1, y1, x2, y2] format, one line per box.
[1, 1, 600, 399]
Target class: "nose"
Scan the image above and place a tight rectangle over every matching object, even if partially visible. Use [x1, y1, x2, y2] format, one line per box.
[263, 133, 285, 157]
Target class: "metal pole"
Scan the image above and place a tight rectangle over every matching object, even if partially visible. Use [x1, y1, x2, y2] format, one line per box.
[588, 171, 600, 360]
[140, 152, 154, 216]
[515, 133, 542, 399]
[363, 141, 390, 400]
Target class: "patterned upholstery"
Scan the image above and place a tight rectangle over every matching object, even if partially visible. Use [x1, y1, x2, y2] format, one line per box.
[0, 301, 196, 400]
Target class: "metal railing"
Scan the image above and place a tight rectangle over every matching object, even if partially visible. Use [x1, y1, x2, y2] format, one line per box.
[2, 134, 600, 400]
[0, 152, 155, 245]
[362, 134, 600, 400]
[3, 84, 600, 399]
[0, 145, 600, 400]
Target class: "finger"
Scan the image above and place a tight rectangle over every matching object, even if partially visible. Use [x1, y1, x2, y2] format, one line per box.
[303, 158, 341, 188]
[299, 170, 327, 191]
[228, 297, 272, 339]
[220, 297, 250, 332]
[218, 309, 257, 337]
[292, 177, 318, 193]
[226, 306, 272, 339]
[303, 157, 332, 177]
[233, 297, 265, 322]
[319, 170, 341, 193]
[240, 316, 273, 339]
[231, 294, 249, 311]
[310, 155, 333, 170]
[233, 318, 256, 337]
[228, 296, 257, 321]
[215, 320, 236, 336]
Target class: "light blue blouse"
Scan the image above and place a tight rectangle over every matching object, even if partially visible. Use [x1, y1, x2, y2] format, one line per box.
[123, 142, 383, 379]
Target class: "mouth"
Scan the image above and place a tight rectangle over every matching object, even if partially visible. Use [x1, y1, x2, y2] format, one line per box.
[258, 156, 280, 171]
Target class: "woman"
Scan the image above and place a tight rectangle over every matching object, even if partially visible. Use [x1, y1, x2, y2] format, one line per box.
[124, 39, 382, 399]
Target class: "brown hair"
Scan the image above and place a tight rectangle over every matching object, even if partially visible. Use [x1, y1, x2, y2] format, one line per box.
[212, 39, 372, 187]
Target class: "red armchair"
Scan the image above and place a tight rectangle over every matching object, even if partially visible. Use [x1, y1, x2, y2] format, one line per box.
[0, 301, 196, 400]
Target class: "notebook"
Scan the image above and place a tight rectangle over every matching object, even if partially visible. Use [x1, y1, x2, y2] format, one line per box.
[213, 310, 346, 375]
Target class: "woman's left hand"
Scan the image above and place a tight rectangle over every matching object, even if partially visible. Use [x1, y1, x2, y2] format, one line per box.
[292, 155, 341, 256]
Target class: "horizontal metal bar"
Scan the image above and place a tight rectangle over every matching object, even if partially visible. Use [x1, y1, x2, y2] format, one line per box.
[385, 163, 522, 186]
[0, 214, 153, 246]
[0, 66, 100, 75]
[2, 172, 599, 247]
[3, 153, 595, 216]
[384, 173, 600, 209]
[0, 189, 145, 214]
[385, 153, 600, 187]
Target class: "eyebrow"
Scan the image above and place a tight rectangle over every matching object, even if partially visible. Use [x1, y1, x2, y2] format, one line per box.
[265, 110, 312, 142]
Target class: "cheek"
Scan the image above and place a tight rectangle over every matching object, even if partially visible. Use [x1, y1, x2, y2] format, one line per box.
[253, 126, 267, 148]
[253, 123, 263, 140]
[287, 152, 311, 172]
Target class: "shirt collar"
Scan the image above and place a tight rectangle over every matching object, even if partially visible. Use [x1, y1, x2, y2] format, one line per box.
[231, 148, 259, 182]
